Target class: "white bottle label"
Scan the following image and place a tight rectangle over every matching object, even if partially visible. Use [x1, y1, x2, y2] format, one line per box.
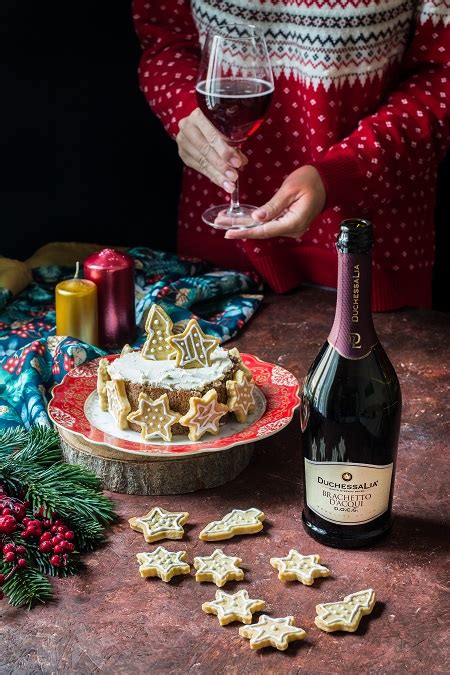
[304, 459, 394, 525]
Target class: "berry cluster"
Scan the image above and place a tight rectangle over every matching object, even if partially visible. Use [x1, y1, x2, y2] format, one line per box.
[0, 490, 76, 600]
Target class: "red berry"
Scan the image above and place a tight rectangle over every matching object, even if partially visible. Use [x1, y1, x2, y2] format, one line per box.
[21, 530, 30, 539]
[52, 536, 62, 545]
[39, 541, 53, 553]
[0, 573, 5, 584]
[43, 519, 51, 528]
[13, 505, 26, 521]
[2, 543, 15, 553]
[49, 555, 61, 567]
[15, 545, 25, 554]
[40, 532, 52, 542]
[53, 544, 64, 554]
[22, 517, 30, 526]
[2, 508, 13, 516]
[57, 526, 66, 534]
[64, 542, 75, 553]
[64, 531, 75, 541]
[54, 520, 63, 527]
[17, 559, 27, 568]
[0, 515, 17, 535]
[51, 525, 58, 533]
[4, 551, 16, 563]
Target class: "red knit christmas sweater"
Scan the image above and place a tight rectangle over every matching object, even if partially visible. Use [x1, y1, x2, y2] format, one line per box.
[133, 0, 450, 310]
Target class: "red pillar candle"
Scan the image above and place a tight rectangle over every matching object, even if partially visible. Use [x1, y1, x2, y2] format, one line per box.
[84, 249, 135, 349]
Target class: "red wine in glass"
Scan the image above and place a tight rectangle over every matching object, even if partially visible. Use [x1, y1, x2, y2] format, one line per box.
[195, 24, 274, 229]
[196, 77, 274, 145]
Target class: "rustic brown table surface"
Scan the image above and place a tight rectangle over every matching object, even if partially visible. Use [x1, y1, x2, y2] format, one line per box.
[1, 287, 449, 674]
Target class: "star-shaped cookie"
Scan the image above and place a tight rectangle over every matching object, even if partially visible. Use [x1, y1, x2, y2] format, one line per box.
[202, 589, 266, 626]
[136, 547, 190, 582]
[270, 550, 331, 586]
[127, 392, 180, 441]
[199, 508, 265, 541]
[227, 348, 253, 380]
[128, 506, 189, 543]
[169, 319, 219, 369]
[193, 548, 244, 587]
[239, 615, 306, 651]
[226, 370, 256, 423]
[142, 304, 173, 361]
[315, 589, 376, 633]
[105, 378, 131, 429]
[97, 358, 110, 411]
[179, 389, 228, 441]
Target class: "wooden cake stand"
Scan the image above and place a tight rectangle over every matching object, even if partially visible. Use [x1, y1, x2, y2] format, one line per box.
[59, 427, 254, 495]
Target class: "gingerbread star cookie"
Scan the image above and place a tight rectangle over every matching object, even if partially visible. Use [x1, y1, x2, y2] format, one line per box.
[270, 550, 331, 586]
[202, 589, 266, 626]
[199, 508, 265, 541]
[127, 393, 180, 442]
[239, 615, 306, 651]
[142, 304, 173, 361]
[179, 389, 228, 442]
[169, 319, 219, 369]
[128, 506, 189, 543]
[105, 378, 131, 429]
[226, 370, 256, 423]
[97, 358, 111, 411]
[315, 589, 376, 633]
[193, 548, 244, 587]
[136, 547, 190, 583]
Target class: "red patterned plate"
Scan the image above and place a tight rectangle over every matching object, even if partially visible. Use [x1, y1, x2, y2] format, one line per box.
[48, 353, 299, 457]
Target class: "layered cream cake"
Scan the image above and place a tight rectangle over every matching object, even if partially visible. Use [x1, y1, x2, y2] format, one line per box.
[97, 304, 256, 442]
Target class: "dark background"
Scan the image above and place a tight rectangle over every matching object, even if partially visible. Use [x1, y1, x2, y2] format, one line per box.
[0, 1, 448, 309]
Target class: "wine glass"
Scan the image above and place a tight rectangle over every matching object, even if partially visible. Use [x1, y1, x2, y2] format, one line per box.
[195, 23, 274, 229]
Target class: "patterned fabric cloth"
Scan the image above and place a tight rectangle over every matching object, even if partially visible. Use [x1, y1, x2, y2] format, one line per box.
[133, 0, 450, 310]
[0, 248, 263, 429]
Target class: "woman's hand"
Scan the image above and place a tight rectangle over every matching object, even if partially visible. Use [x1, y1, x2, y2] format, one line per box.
[176, 108, 248, 193]
[224, 165, 326, 240]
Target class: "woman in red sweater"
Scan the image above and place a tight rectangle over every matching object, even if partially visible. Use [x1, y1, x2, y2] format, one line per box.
[133, 1, 450, 310]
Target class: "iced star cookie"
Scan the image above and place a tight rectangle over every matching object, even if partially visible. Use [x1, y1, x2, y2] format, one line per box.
[97, 358, 111, 411]
[169, 319, 219, 369]
[199, 508, 265, 541]
[239, 615, 306, 651]
[128, 506, 189, 543]
[270, 550, 331, 586]
[179, 389, 228, 441]
[127, 392, 180, 442]
[226, 370, 256, 423]
[142, 304, 173, 361]
[193, 548, 244, 587]
[315, 589, 376, 633]
[136, 547, 190, 582]
[202, 589, 266, 626]
[105, 378, 131, 429]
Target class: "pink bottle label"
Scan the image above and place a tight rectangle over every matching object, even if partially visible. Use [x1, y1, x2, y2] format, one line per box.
[328, 252, 377, 359]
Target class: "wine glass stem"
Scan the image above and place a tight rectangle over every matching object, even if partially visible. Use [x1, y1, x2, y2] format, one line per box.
[228, 144, 242, 216]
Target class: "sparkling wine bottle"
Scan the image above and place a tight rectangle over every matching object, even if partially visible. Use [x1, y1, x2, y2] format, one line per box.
[301, 219, 401, 548]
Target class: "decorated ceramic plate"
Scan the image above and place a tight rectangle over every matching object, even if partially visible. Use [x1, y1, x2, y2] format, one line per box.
[48, 353, 299, 457]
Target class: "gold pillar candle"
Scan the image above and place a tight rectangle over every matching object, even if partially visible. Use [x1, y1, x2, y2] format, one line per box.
[55, 263, 98, 345]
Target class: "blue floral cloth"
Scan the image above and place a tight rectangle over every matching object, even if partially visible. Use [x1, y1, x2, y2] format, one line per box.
[0, 248, 263, 429]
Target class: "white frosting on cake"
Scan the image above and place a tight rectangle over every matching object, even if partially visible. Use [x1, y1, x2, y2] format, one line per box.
[107, 347, 233, 391]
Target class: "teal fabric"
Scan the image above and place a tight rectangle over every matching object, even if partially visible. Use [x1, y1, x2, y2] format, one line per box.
[0, 248, 263, 429]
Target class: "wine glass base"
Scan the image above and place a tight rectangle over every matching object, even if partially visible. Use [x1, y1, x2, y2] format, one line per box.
[202, 204, 260, 230]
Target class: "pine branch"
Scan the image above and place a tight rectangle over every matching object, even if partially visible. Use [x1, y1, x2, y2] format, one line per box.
[0, 562, 53, 608]
[0, 427, 28, 457]
[10, 426, 61, 466]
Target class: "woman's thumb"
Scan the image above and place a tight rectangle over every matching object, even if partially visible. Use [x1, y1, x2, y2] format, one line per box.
[252, 187, 292, 223]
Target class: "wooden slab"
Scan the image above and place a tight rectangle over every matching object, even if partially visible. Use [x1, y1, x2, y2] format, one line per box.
[59, 428, 254, 495]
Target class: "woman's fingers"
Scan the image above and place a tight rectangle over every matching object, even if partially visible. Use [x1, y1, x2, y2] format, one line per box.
[224, 209, 307, 239]
[177, 109, 248, 187]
